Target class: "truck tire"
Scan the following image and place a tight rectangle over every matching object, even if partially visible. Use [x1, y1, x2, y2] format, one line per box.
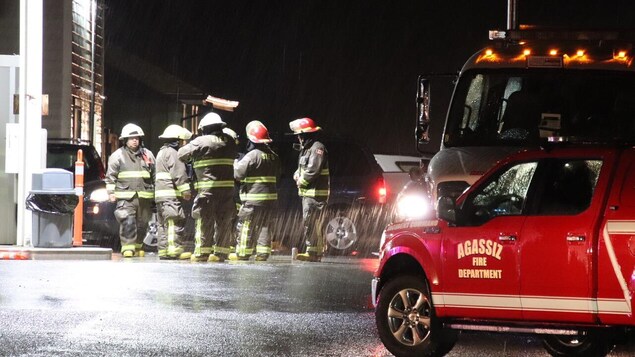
[542, 330, 614, 357]
[375, 275, 457, 357]
[323, 210, 358, 255]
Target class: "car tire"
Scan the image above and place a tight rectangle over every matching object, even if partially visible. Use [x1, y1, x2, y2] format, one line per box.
[323, 209, 358, 255]
[542, 330, 615, 357]
[375, 275, 457, 357]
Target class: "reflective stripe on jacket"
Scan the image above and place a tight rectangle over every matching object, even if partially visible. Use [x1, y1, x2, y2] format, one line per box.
[177, 132, 237, 197]
[154, 144, 191, 202]
[105, 146, 155, 200]
[296, 140, 329, 201]
[234, 145, 280, 205]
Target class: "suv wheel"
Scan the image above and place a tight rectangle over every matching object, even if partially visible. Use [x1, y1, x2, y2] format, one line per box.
[376, 275, 457, 357]
[542, 331, 614, 357]
[323, 211, 358, 254]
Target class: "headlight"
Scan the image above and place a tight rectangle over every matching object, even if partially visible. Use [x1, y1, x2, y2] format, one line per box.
[88, 188, 109, 202]
[396, 194, 429, 221]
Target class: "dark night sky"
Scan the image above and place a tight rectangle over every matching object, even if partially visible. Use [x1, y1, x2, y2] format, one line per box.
[104, 0, 635, 155]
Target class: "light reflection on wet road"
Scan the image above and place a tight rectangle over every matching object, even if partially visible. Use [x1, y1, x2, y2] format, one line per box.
[0, 256, 632, 356]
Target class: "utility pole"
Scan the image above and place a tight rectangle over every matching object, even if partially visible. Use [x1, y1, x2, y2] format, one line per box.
[16, 0, 44, 246]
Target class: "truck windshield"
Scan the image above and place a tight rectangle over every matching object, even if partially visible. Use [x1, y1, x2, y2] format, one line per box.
[444, 69, 635, 147]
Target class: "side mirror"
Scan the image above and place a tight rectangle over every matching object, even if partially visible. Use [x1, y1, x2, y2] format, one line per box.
[415, 76, 431, 152]
[437, 196, 456, 223]
[408, 167, 425, 182]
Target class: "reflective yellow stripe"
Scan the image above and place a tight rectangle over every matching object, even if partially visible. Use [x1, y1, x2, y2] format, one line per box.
[238, 220, 250, 256]
[155, 172, 172, 180]
[298, 188, 329, 197]
[256, 245, 271, 254]
[320, 169, 329, 175]
[167, 219, 175, 245]
[306, 246, 321, 253]
[193, 158, 234, 168]
[118, 171, 151, 179]
[215, 246, 231, 255]
[298, 178, 310, 187]
[121, 244, 136, 253]
[193, 219, 202, 256]
[155, 189, 180, 198]
[201, 247, 214, 254]
[195, 180, 234, 189]
[106, 184, 115, 191]
[114, 191, 136, 199]
[240, 193, 278, 201]
[177, 183, 191, 192]
[138, 191, 155, 199]
[241, 176, 277, 183]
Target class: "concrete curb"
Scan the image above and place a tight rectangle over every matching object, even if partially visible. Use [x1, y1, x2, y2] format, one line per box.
[0, 246, 112, 260]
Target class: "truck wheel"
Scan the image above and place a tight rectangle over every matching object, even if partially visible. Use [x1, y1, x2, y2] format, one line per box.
[323, 212, 358, 254]
[375, 275, 457, 357]
[542, 331, 614, 357]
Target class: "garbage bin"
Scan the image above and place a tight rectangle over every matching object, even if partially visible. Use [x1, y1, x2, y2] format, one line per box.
[26, 168, 78, 248]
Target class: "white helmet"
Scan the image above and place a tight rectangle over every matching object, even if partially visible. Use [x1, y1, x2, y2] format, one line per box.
[159, 125, 192, 140]
[120, 123, 144, 139]
[222, 127, 238, 141]
[198, 112, 226, 130]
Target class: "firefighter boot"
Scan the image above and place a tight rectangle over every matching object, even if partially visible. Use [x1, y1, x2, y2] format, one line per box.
[255, 254, 269, 262]
[190, 254, 209, 262]
[296, 253, 321, 262]
[207, 254, 226, 263]
[178, 252, 192, 260]
[122, 250, 134, 258]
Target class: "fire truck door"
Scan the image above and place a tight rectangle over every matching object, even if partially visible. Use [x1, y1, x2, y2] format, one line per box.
[440, 161, 539, 320]
[519, 158, 605, 323]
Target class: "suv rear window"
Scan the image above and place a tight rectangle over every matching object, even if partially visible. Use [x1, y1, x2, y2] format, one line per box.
[47, 144, 104, 182]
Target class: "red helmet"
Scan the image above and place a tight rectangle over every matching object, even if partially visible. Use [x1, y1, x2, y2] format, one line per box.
[246, 120, 272, 143]
[289, 117, 321, 134]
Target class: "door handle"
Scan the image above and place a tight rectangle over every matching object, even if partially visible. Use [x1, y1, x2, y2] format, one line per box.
[566, 235, 585, 242]
[499, 234, 516, 242]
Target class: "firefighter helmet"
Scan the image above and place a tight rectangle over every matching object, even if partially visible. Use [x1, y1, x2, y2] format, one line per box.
[158, 125, 192, 140]
[222, 127, 239, 140]
[198, 112, 226, 130]
[246, 120, 272, 143]
[120, 123, 145, 139]
[289, 117, 321, 134]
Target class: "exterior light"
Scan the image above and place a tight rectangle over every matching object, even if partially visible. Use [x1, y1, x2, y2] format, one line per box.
[485, 49, 493, 56]
[576, 50, 585, 57]
[618, 51, 627, 58]
[549, 49, 558, 56]
[523, 49, 531, 56]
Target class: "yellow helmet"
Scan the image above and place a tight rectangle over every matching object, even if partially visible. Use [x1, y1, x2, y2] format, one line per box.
[159, 125, 192, 140]
[120, 123, 144, 139]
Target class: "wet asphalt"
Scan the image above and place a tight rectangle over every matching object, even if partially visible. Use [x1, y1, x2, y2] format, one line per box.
[0, 255, 633, 356]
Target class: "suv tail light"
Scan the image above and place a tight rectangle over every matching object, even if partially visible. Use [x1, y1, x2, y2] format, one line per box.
[376, 177, 387, 204]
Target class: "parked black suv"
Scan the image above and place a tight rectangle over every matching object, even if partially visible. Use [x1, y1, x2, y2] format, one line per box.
[46, 141, 118, 247]
[269, 135, 388, 255]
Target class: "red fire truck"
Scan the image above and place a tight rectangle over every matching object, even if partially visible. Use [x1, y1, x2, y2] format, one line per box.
[373, 144, 635, 356]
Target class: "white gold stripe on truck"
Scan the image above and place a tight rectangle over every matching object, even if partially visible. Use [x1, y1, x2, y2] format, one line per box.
[432, 293, 631, 315]
[603, 220, 634, 314]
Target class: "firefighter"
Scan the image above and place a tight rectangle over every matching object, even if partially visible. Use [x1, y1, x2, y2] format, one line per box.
[106, 123, 156, 258]
[289, 117, 330, 262]
[231, 121, 280, 261]
[177, 112, 237, 262]
[155, 125, 193, 260]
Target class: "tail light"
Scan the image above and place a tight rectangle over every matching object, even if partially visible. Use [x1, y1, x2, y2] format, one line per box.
[376, 177, 387, 204]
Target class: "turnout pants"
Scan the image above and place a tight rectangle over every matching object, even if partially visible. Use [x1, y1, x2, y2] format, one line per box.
[191, 194, 236, 257]
[301, 197, 326, 256]
[235, 204, 275, 258]
[156, 199, 187, 257]
[114, 196, 153, 253]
